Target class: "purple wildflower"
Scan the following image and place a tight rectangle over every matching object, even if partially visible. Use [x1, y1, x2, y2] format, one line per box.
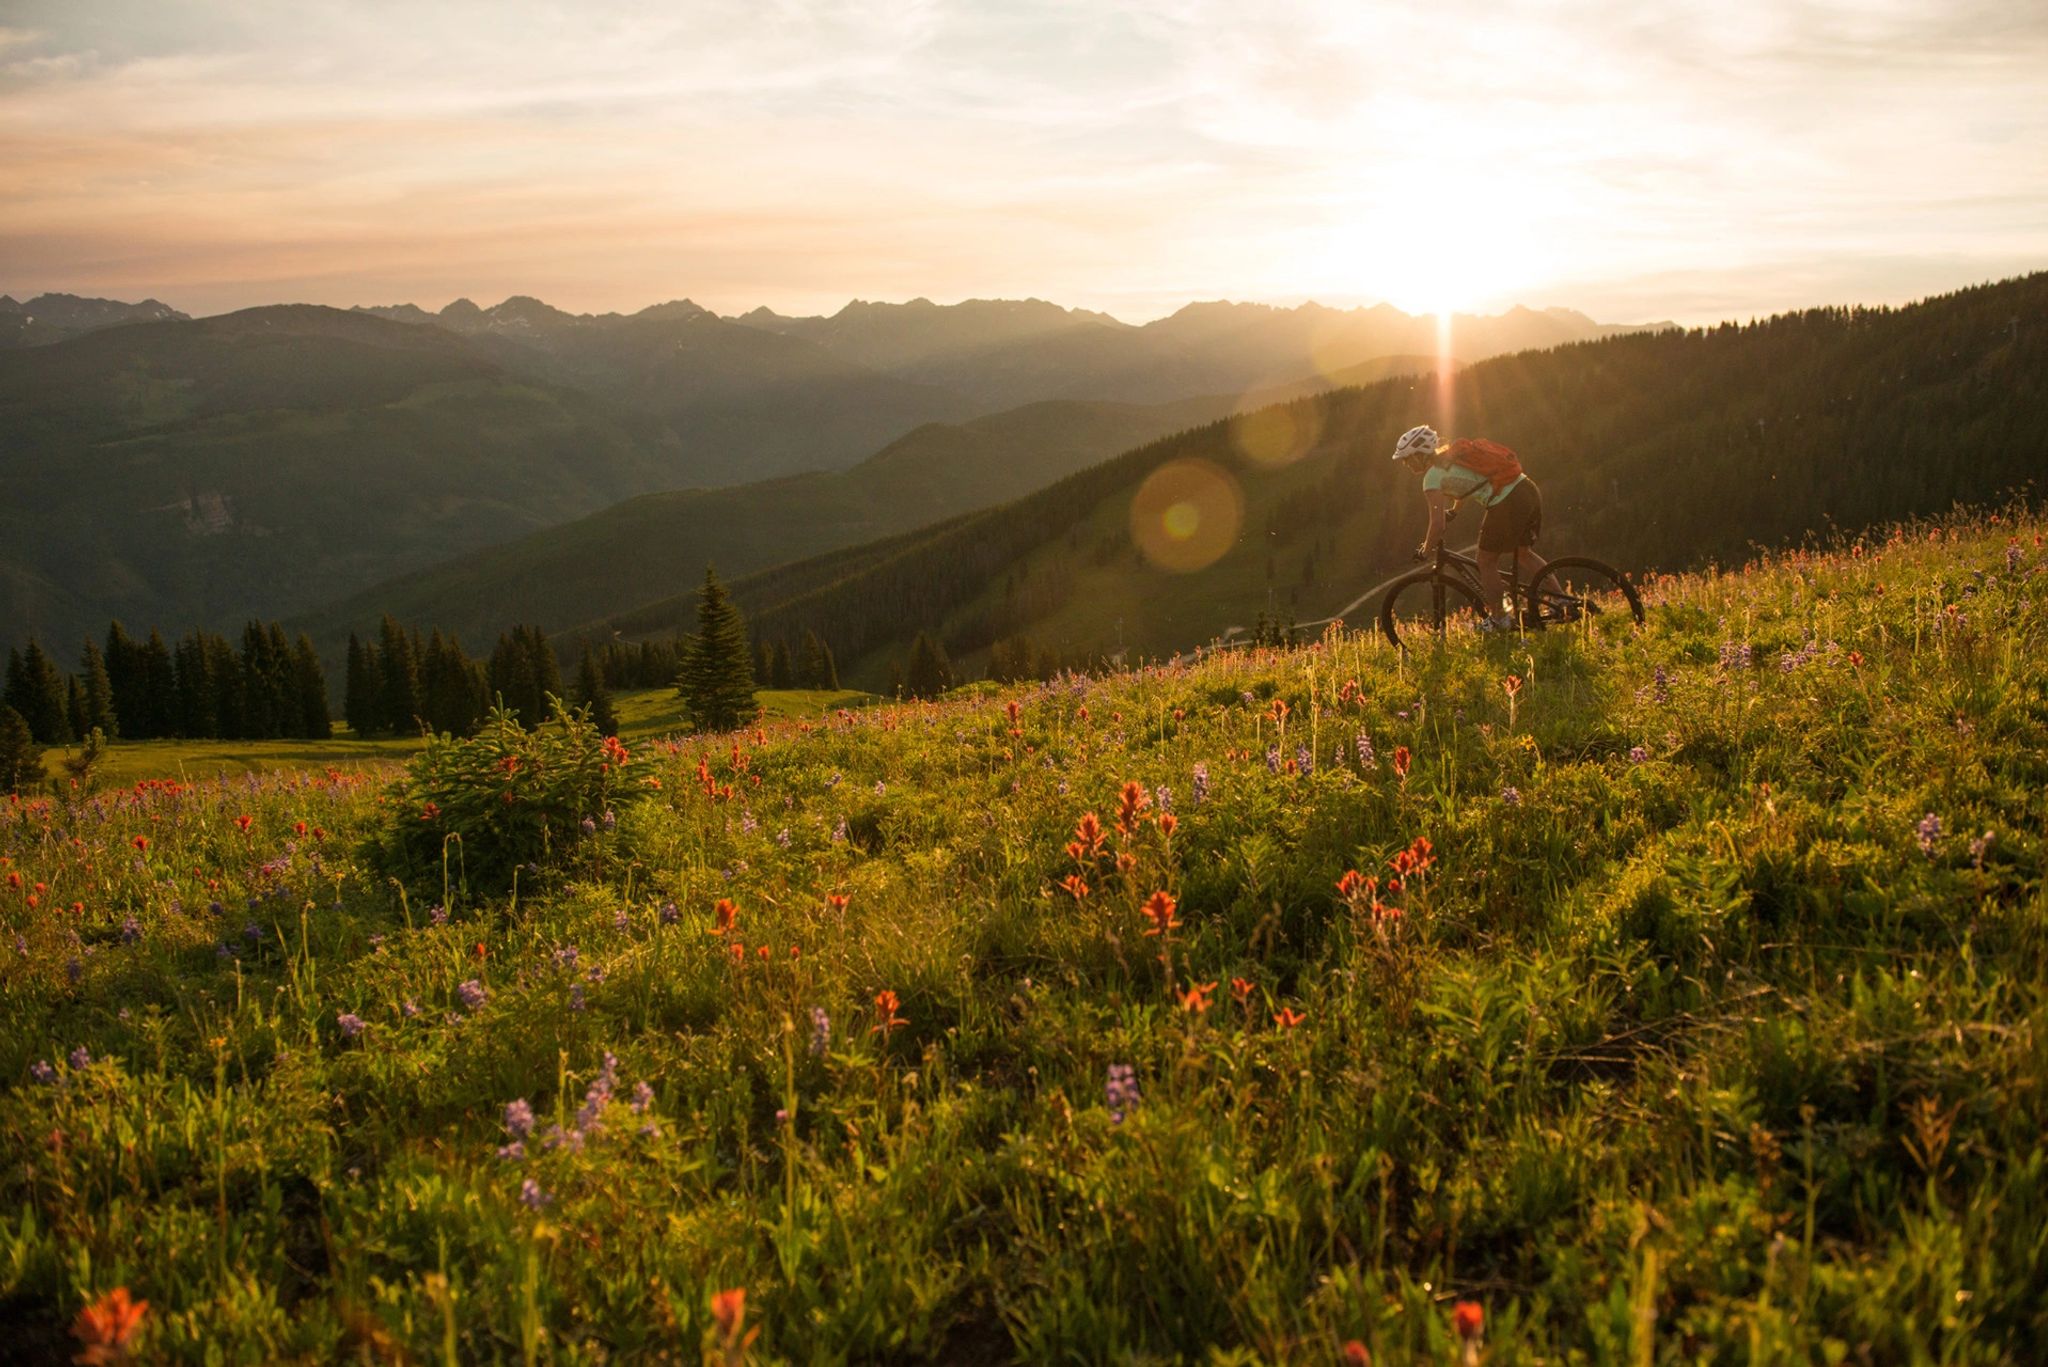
[335, 1012, 366, 1039]
[659, 900, 680, 925]
[832, 817, 849, 843]
[69, 1046, 90, 1070]
[1295, 744, 1314, 776]
[580, 816, 597, 836]
[555, 945, 580, 972]
[1191, 762, 1210, 806]
[808, 1005, 831, 1057]
[1915, 812, 1942, 856]
[1105, 1063, 1141, 1123]
[1969, 830, 1994, 868]
[1653, 666, 1671, 704]
[1265, 747, 1282, 774]
[496, 1140, 525, 1161]
[429, 905, 449, 927]
[570, 983, 587, 1012]
[1356, 732, 1376, 769]
[776, 828, 792, 848]
[119, 916, 141, 945]
[457, 979, 487, 1010]
[30, 1060, 55, 1084]
[401, 998, 420, 1018]
[601, 809, 616, 831]
[1629, 746, 1648, 764]
[504, 1098, 535, 1138]
[541, 1123, 584, 1154]
[873, 780, 887, 797]
[631, 1080, 655, 1114]
[520, 1178, 550, 1210]
[612, 909, 629, 931]
[1501, 786, 1522, 806]
[1155, 786, 1173, 814]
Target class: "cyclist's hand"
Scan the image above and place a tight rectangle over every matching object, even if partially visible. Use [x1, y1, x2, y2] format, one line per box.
[1412, 544, 1429, 562]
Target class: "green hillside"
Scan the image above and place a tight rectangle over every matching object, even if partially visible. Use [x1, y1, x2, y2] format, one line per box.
[299, 394, 1244, 651]
[4, 511, 2043, 1360]
[649, 273, 2047, 686]
[0, 307, 690, 654]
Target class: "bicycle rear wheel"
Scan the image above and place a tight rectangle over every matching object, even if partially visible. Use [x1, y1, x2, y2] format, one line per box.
[1525, 557, 1644, 632]
[1379, 569, 1486, 648]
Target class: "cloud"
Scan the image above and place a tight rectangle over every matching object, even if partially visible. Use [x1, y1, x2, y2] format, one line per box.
[0, 0, 2041, 321]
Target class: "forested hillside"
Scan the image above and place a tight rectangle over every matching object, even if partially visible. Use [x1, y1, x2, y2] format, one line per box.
[608, 274, 2046, 686]
[0, 307, 688, 655]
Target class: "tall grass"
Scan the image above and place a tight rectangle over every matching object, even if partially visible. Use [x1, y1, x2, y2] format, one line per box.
[3, 511, 2043, 1362]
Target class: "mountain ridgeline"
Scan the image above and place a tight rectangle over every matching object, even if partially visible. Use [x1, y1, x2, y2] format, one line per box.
[578, 273, 2047, 687]
[0, 286, 1637, 657]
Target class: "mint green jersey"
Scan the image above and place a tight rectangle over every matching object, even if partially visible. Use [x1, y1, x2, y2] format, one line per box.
[1423, 461, 1525, 508]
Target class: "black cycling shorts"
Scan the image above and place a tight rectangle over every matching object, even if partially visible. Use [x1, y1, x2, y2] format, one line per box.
[1478, 477, 1541, 553]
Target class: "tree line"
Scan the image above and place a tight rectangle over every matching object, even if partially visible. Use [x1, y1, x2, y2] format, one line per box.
[3, 622, 332, 747]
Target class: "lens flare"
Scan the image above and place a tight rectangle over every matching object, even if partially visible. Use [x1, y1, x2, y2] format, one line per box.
[1229, 400, 1322, 467]
[1131, 458, 1243, 573]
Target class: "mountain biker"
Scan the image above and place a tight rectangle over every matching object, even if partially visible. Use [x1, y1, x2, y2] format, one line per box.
[1391, 425, 1545, 631]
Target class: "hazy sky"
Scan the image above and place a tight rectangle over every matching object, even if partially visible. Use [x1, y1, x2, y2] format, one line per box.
[2, 0, 2043, 323]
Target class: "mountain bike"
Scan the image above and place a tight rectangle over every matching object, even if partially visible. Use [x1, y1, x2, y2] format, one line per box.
[1378, 541, 1643, 649]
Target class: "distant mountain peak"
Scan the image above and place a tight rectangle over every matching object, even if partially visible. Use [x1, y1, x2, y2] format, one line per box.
[633, 299, 712, 322]
[0, 295, 21, 313]
[439, 298, 483, 320]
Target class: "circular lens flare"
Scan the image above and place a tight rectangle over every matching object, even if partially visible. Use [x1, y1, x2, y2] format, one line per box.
[1230, 400, 1322, 467]
[1131, 458, 1243, 573]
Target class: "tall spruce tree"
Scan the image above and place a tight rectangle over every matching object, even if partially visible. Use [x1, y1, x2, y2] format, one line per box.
[769, 640, 794, 690]
[0, 704, 39, 793]
[103, 623, 145, 739]
[78, 640, 117, 738]
[377, 616, 423, 734]
[203, 633, 244, 738]
[293, 635, 333, 739]
[6, 640, 73, 744]
[139, 630, 176, 739]
[344, 634, 379, 736]
[677, 567, 756, 733]
[572, 646, 621, 736]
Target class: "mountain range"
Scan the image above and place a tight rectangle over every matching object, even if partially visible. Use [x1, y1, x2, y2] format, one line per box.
[0, 285, 1638, 655]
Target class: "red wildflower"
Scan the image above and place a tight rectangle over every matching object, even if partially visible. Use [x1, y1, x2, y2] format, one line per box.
[1502, 674, 1522, 698]
[1116, 780, 1150, 835]
[130, 835, 149, 853]
[1059, 874, 1091, 901]
[1073, 811, 1106, 857]
[1452, 1301, 1484, 1340]
[709, 1286, 757, 1361]
[1335, 869, 1366, 900]
[1005, 699, 1022, 735]
[1273, 1007, 1307, 1030]
[1157, 812, 1177, 838]
[757, 945, 770, 961]
[1391, 747, 1411, 781]
[1341, 1342, 1371, 1366]
[420, 802, 440, 823]
[1180, 980, 1217, 1013]
[72, 1286, 147, 1364]
[1389, 836, 1434, 879]
[1848, 650, 1864, 667]
[234, 814, 253, 834]
[293, 821, 307, 838]
[473, 942, 487, 960]
[1230, 977, 1254, 1004]
[710, 898, 738, 935]
[870, 989, 908, 1037]
[825, 893, 850, 916]
[1139, 890, 1180, 937]
[1115, 852, 1137, 875]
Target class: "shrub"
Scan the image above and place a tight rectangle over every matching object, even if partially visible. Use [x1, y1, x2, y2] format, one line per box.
[370, 697, 646, 893]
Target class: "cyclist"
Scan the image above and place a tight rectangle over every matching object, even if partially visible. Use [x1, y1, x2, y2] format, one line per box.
[1390, 424, 1545, 631]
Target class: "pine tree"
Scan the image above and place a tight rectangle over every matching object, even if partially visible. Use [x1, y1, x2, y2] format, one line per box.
[139, 630, 176, 739]
[903, 632, 955, 700]
[769, 640, 794, 690]
[79, 640, 118, 739]
[344, 634, 380, 736]
[0, 704, 39, 794]
[204, 633, 244, 739]
[103, 623, 146, 739]
[524, 627, 564, 717]
[7, 640, 73, 744]
[677, 567, 757, 733]
[573, 646, 621, 736]
[488, 632, 538, 726]
[377, 616, 422, 734]
[293, 635, 332, 739]
[65, 676, 87, 740]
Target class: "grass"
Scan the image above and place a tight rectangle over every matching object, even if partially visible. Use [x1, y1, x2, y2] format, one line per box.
[33, 687, 876, 786]
[3, 511, 2044, 1362]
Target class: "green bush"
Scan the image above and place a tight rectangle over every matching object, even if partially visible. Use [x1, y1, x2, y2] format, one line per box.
[370, 696, 647, 894]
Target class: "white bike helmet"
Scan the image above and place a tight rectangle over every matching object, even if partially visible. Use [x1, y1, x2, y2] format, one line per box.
[1391, 424, 1439, 464]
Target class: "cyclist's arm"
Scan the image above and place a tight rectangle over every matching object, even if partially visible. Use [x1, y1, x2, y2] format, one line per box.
[1418, 489, 1452, 555]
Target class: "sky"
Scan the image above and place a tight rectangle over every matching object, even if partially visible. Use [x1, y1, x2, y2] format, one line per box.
[1, 0, 2043, 325]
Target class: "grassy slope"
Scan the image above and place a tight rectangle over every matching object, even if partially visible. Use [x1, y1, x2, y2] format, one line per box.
[3, 512, 2044, 1360]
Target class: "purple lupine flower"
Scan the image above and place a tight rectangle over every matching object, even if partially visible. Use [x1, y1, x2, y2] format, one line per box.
[638, 1120, 661, 1139]
[1105, 1063, 1140, 1123]
[69, 1046, 90, 1070]
[429, 905, 449, 926]
[1653, 665, 1671, 704]
[826, 772, 842, 788]
[520, 1178, 550, 1210]
[119, 916, 141, 945]
[504, 1098, 535, 1138]
[809, 1006, 831, 1057]
[1295, 744, 1314, 776]
[1154, 786, 1173, 814]
[335, 1012, 365, 1039]
[244, 921, 262, 942]
[776, 828, 792, 848]
[1501, 786, 1522, 806]
[1969, 830, 1994, 868]
[1265, 747, 1282, 774]
[457, 979, 488, 1010]
[30, 1060, 55, 1084]
[215, 942, 234, 961]
[554, 945, 580, 972]
[612, 909, 629, 931]
[542, 1123, 584, 1153]
[659, 900, 680, 925]
[2008, 543, 2023, 575]
[401, 998, 420, 1018]
[1191, 762, 1210, 806]
[873, 780, 887, 797]
[831, 817, 849, 843]
[569, 983, 587, 1012]
[1628, 746, 1648, 764]
[601, 809, 616, 831]
[580, 817, 597, 836]
[1239, 691, 1256, 707]
[631, 1080, 655, 1114]
[1356, 732, 1375, 769]
[1915, 812, 1942, 856]
[496, 1140, 525, 1161]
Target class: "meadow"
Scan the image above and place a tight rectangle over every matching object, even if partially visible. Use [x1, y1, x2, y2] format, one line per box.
[3, 512, 2043, 1363]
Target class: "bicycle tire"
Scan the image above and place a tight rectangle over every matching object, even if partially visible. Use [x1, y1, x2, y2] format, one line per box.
[1379, 569, 1487, 648]
[1524, 557, 1644, 632]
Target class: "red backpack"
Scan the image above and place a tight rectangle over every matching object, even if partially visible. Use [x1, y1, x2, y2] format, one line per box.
[1438, 438, 1524, 495]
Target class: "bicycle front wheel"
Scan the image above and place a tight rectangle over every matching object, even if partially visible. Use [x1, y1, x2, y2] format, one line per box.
[1525, 557, 1644, 633]
[1379, 569, 1487, 648]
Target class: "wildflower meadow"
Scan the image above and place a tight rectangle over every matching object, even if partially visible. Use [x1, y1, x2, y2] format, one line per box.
[3, 510, 2044, 1362]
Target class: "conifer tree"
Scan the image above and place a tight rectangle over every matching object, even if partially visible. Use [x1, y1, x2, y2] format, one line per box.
[0, 704, 39, 794]
[203, 634, 244, 738]
[103, 623, 145, 738]
[573, 646, 621, 736]
[293, 635, 332, 739]
[677, 567, 756, 733]
[769, 640, 794, 690]
[79, 640, 117, 739]
[139, 630, 176, 739]
[344, 634, 380, 736]
[903, 631, 955, 700]
[66, 676, 87, 741]
[377, 616, 423, 734]
[6, 640, 73, 744]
